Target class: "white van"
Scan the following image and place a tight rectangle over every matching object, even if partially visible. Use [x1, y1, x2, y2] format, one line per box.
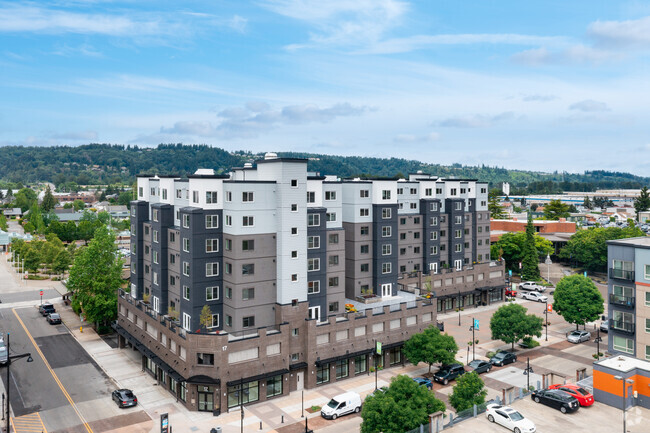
[320, 391, 362, 420]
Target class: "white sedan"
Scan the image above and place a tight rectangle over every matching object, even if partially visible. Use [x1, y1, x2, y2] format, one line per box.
[521, 292, 548, 303]
[485, 404, 536, 433]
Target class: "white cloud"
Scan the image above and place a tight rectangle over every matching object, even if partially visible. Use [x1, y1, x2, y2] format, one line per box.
[393, 132, 440, 143]
[511, 44, 622, 66]
[438, 112, 515, 128]
[49, 130, 98, 140]
[569, 99, 610, 112]
[52, 43, 103, 57]
[588, 16, 650, 48]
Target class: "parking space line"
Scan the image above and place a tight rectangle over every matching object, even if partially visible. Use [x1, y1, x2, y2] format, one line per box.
[12, 308, 93, 433]
[10, 412, 48, 433]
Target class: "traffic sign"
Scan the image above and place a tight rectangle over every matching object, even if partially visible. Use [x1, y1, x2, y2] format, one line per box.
[40, 290, 44, 296]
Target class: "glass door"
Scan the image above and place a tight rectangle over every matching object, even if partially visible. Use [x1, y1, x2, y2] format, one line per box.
[198, 392, 214, 412]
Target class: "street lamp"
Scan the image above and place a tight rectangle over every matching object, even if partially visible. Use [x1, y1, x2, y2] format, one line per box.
[4, 333, 34, 433]
[469, 319, 476, 362]
[522, 357, 534, 391]
[457, 291, 461, 326]
[544, 300, 549, 342]
[613, 376, 634, 433]
[544, 254, 552, 285]
[594, 329, 603, 360]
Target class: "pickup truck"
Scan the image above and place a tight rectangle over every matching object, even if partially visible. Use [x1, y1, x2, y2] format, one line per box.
[518, 281, 546, 292]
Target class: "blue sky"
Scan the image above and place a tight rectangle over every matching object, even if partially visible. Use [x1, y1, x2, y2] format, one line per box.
[2, 1, 650, 175]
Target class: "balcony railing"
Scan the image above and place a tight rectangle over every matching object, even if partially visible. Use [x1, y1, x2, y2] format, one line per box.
[610, 319, 635, 334]
[610, 294, 635, 308]
[609, 268, 635, 281]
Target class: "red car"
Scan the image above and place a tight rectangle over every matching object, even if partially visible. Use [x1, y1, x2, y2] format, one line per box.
[548, 384, 594, 406]
[505, 288, 517, 297]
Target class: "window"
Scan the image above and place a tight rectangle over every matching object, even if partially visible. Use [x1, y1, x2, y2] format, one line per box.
[291, 227, 298, 235]
[382, 263, 392, 274]
[410, 203, 417, 209]
[266, 375, 282, 398]
[329, 277, 339, 287]
[430, 202, 438, 211]
[647, 345, 650, 361]
[382, 208, 392, 219]
[360, 226, 369, 235]
[183, 262, 190, 276]
[355, 355, 367, 374]
[227, 381, 259, 408]
[206, 239, 218, 252]
[336, 359, 349, 379]
[613, 336, 634, 354]
[243, 216, 254, 226]
[646, 265, 650, 280]
[307, 191, 315, 203]
[205, 215, 218, 229]
[361, 263, 369, 272]
[291, 179, 298, 187]
[400, 233, 406, 240]
[413, 232, 420, 239]
[360, 208, 369, 217]
[382, 244, 391, 255]
[183, 238, 190, 252]
[206, 286, 218, 301]
[400, 218, 406, 225]
[382, 190, 391, 200]
[242, 239, 255, 251]
[400, 248, 406, 255]
[455, 216, 462, 224]
[478, 226, 482, 233]
[153, 230, 159, 243]
[481, 187, 487, 194]
[242, 288, 255, 300]
[646, 318, 650, 333]
[425, 188, 432, 196]
[242, 316, 255, 328]
[225, 262, 232, 274]
[291, 353, 299, 361]
[308, 258, 320, 271]
[170, 275, 176, 286]
[291, 250, 298, 258]
[440, 244, 446, 251]
[325, 191, 336, 200]
[153, 250, 159, 264]
[151, 187, 156, 196]
[291, 204, 298, 212]
[326, 212, 336, 222]
[183, 285, 190, 300]
[414, 217, 420, 224]
[225, 215, 232, 226]
[329, 302, 339, 313]
[360, 244, 369, 254]
[152, 209, 159, 222]
[169, 232, 176, 243]
[308, 236, 320, 249]
[182, 313, 191, 331]
[382, 226, 391, 237]
[397, 188, 403, 195]
[153, 272, 158, 285]
[464, 228, 470, 235]
[455, 244, 462, 253]
[206, 191, 218, 204]
[176, 188, 182, 199]
[329, 255, 339, 266]
[430, 231, 438, 240]
[225, 315, 232, 327]
[455, 229, 462, 238]
[225, 239, 232, 251]
[450, 188, 457, 196]
[225, 286, 232, 299]
[226, 191, 232, 202]
[181, 214, 190, 228]
[455, 202, 462, 210]
[291, 274, 298, 282]
[308, 214, 320, 227]
[139, 187, 143, 197]
[646, 292, 650, 307]
[242, 191, 254, 202]
[329, 233, 339, 244]
[210, 314, 219, 328]
[316, 363, 330, 384]
[308, 281, 320, 294]
[430, 246, 438, 255]
[242, 264, 255, 275]
[206, 263, 219, 277]
[436, 188, 442, 194]
[414, 246, 420, 254]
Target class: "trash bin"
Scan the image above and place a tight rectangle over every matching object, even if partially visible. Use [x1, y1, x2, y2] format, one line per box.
[210, 428, 222, 433]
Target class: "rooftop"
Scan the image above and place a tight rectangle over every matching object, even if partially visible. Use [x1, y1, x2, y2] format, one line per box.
[607, 236, 650, 248]
[596, 354, 650, 373]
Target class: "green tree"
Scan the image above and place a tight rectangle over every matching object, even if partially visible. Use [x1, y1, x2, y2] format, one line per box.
[448, 372, 488, 412]
[13, 187, 37, 212]
[544, 199, 570, 220]
[560, 226, 645, 271]
[199, 305, 213, 332]
[41, 186, 57, 212]
[361, 374, 445, 433]
[72, 199, 86, 211]
[488, 190, 506, 219]
[0, 214, 7, 231]
[583, 197, 592, 210]
[23, 245, 42, 273]
[403, 326, 458, 373]
[521, 213, 540, 280]
[634, 186, 650, 220]
[553, 275, 604, 330]
[67, 225, 123, 325]
[490, 232, 552, 273]
[52, 249, 72, 275]
[490, 303, 543, 350]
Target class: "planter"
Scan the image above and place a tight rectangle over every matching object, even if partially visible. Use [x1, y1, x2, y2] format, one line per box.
[356, 294, 382, 304]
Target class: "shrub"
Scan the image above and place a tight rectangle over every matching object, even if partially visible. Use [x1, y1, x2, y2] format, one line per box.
[521, 336, 540, 348]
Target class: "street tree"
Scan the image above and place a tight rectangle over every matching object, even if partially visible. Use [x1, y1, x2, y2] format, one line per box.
[52, 249, 72, 275]
[553, 275, 604, 330]
[543, 199, 570, 220]
[521, 213, 540, 280]
[361, 374, 445, 433]
[23, 245, 42, 273]
[67, 225, 123, 326]
[448, 372, 488, 412]
[403, 326, 458, 373]
[559, 226, 644, 271]
[490, 303, 543, 350]
[490, 231, 552, 273]
[634, 186, 650, 220]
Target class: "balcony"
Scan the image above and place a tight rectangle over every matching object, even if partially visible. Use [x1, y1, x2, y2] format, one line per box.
[609, 294, 635, 309]
[609, 268, 635, 281]
[610, 319, 635, 334]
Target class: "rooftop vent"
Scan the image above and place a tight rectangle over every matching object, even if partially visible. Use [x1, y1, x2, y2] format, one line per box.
[244, 162, 253, 168]
[264, 152, 278, 160]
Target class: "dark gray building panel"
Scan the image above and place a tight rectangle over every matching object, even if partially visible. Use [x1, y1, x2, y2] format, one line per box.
[130, 200, 149, 300]
[307, 208, 327, 316]
[421, 199, 441, 273]
[372, 204, 398, 295]
[150, 203, 174, 315]
[445, 198, 465, 268]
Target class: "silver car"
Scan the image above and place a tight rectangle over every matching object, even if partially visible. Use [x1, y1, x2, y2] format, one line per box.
[0, 339, 7, 365]
[519, 281, 546, 292]
[567, 330, 591, 344]
[522, 292, 548, 303]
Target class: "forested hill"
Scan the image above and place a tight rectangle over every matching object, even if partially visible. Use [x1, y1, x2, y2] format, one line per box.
[0, 144, 648, 193]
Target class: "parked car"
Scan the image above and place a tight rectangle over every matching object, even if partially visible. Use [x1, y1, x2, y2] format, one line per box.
[412, 377, 433, 389]
[321, 391, 362, 420]
[433, 364, 466, 385]
[46, 313, 62, 325]
[490, 351, 517, 367]
[548, 384, 594, 407]
[505, 288, 518, 297]
[39, 303, 56, 316]
[521, 292, 548, 303]
[599, 321, 609, 333]
[519, 282, 545, 292]
[0, 338, 7, 365]
[112, 389, 138, 408]
[531, 389, 580, 413]
[468, 359, 492, 374]
[567, 330, 591, 344]
[485, 403, 536, 433]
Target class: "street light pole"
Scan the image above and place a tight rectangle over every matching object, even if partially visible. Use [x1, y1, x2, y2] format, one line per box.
[545, 254, 552, 284]
[4, 333, 34, 433]
[614, 376, 634, 433]
[457, 291, 461, 326]
[545, 300, 548, 342]
[470, 319, 475, 361]
[594, 329, 602, 360]
[523, 357, 533, 391]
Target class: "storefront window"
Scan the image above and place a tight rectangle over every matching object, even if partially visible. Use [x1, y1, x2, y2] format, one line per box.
[489, 289, 502, 303]
[354, 355, 367, 375]
[389, 348, 402, 365]
[266, 375, 283, 398]
[437, 299, 442, 312]
[316, 363, 330, 384]
[227, 381, 260, 408]
[169, 378, 177, 393]
[336, 359, 349, 379]
[179, 382, 187, 402]
[466, 293, 474, 306]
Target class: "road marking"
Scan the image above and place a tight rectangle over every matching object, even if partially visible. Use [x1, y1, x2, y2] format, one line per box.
[12, 308, 93, 433]
[10, 412, 48, 433]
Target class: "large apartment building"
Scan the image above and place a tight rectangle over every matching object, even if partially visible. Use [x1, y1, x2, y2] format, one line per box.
[115, 153, 505, 413]
[606, 237, 650, 360]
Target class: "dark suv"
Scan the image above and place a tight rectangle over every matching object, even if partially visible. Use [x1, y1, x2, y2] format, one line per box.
[433, 364, 466, 385]
[531, 389, 579, 413]
[39, 303, 56, 316]
[490, 351, 517, 367]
